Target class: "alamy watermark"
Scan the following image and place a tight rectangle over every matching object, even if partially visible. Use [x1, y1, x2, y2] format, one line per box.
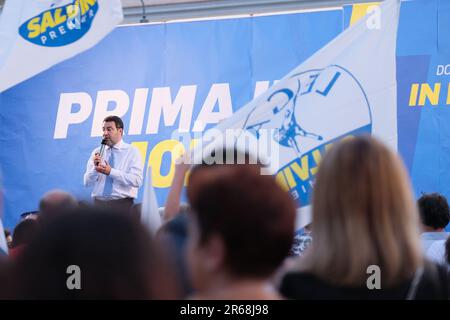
[170, 128, 281, 175]
[66, 265, 81, 290]
[366, 264, 381, 290]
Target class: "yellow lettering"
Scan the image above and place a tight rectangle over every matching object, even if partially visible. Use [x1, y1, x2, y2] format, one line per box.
[418, 83, 441, 106]
[79, 0, 96, 16]
[409, 83, 419, 106]
[27, 17, 41, 38]
[349, 3, 381, 26]
[79, 0, 89, 16]
[148, 140, 185, 188]
[283, 167, 297, 189]
[53, 8, 67, 25]
[447, 83, 450, 105]
[310, 149, 322, 175]
[85, 0, 97, 7]
[290, 156, 310, 181]
[66, 4, 79, 19]
[40, 11, 55, 34]
[275, 171, 289, 192]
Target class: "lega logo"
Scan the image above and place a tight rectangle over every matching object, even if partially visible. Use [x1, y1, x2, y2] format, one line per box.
[242, 65, 372, 206]
[243, 65, 372, 168]
[19, 0, 99, 47]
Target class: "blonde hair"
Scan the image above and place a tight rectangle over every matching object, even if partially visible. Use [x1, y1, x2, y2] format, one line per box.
[300, 136, 422, 287]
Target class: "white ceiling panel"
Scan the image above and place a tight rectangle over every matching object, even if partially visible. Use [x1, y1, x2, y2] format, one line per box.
[121, 0, 209, 8]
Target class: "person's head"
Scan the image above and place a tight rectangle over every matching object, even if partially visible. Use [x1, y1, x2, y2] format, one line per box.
[186, 163, 296, 293]
[13, 207, 179, 299]
[102, 116, 124, 146]
[187, 148, 263, 205]
[418, 193, 450, 232]
[302, 135, 422, 287]
[11, 219, 39, 248]
[38, 190, 78, 222]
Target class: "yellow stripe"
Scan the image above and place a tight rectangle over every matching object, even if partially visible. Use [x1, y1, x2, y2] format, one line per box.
[349, 2, 380, 26]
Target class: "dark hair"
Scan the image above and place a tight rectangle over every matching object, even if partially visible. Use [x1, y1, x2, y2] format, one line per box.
[12, 219, 39, 248]
[13, 208, 179, 299]
[188, 165, 296, 278]
[418, 193, 450, 229]
[39, 191, 78, 222]
[103, 116, 124, 131]
[187, 148, 264, 203]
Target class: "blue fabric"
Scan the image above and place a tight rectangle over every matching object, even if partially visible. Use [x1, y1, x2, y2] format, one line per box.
[102, 149, 115, 197]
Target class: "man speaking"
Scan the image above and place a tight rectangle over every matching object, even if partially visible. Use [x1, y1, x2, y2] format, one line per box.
[84, 116, 143, 211]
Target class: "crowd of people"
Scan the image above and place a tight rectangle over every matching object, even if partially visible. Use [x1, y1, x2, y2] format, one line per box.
[1, 135, 450, 299]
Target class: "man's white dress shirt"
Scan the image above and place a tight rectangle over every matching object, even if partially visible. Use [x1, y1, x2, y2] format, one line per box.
[84, 140, 143, 200]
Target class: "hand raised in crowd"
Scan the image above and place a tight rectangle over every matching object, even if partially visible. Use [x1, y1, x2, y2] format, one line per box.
[163, 152, 192, 222]
[174, 152, 192, 180]
[95, 160, 112, 175]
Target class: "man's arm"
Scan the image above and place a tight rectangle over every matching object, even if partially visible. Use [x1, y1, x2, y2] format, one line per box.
[83, 150, 100, 187]
[108, 148, 143, 188]
[164, 154, 191, 221]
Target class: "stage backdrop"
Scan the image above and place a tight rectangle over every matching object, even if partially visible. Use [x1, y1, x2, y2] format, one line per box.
[0, 0, 449, 230]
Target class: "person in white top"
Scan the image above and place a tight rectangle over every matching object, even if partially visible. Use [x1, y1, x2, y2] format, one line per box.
[83, 116, 143, 211]
[418, 193, 450, 262]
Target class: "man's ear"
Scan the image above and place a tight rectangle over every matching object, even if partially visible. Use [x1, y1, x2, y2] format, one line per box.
[203, 234, 226, 272]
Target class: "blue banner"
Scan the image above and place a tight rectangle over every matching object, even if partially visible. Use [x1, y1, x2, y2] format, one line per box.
[1, 0, 449, 230]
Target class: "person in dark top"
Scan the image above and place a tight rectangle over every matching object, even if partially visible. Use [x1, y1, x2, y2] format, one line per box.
[445, 237, 450, 267]
[186, 154, 296, 299]
[280, 136, 450, 299]
[157, 205, 192, 296]
[12, 207, 180, 299]
[9, 219, 39, 259]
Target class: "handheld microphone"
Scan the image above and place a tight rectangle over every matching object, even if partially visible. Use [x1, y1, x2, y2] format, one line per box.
[95, 138, 108, 166]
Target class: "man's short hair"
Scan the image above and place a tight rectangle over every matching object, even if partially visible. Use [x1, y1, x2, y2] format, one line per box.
[39, 190, 78, 222]
[418, 193, 450, 229]
[12, 219, 39, 248]
[103, 116, 124, 131]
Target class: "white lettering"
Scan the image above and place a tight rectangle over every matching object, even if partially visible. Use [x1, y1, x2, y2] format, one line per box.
[366, 265, 381, 290]
[253, 81, 271, 99]
[145, 85, 196, 134]
[436, 64, 450, 76]
[49, 31, 57, 40]
[366, 5, 381, 30]
[193, 83, 233, 132]
[66, 265, 81, 290]
[54, 92, 93, 139]
[91, 90, 130, 137]
[58, 25, 66, 35]
[128, 88, 149, 135]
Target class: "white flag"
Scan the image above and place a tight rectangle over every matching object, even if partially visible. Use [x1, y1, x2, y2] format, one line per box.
[0, 0, 123, 92]
[0, 218, 8, 255]
[0, 172, 8, 254]
[141, 166, 162, 236]
[193, 0, 401, 229]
